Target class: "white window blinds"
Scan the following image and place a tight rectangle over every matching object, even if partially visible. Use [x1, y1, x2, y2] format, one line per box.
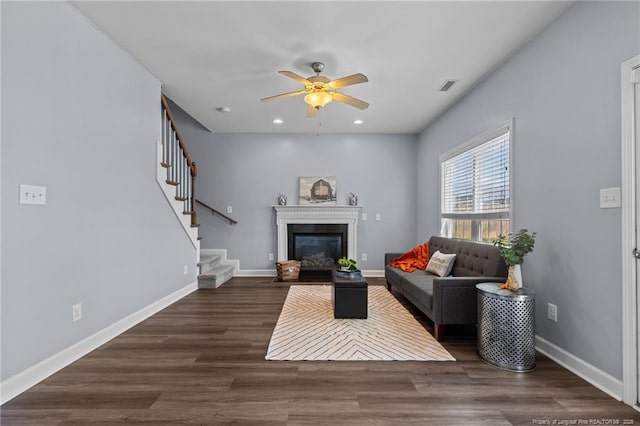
[441, 127, 510, 219]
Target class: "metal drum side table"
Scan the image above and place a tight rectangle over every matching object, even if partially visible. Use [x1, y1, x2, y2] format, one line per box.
[476, 283, 536, 372]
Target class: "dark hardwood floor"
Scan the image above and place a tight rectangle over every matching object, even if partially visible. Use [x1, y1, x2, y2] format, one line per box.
[2, 277, 639, 425]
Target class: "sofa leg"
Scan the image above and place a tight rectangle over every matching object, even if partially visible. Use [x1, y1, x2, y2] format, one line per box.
[386, 281, 391, 291]
[434, 324, 445, 341]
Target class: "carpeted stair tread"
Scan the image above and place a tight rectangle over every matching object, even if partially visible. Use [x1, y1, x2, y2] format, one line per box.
[199, 254, 223, 274]
[199, 264, 234, 278]
[198, 263, 234, 289]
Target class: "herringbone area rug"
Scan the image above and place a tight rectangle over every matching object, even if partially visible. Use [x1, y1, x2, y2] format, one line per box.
[265, 285, 455, 361]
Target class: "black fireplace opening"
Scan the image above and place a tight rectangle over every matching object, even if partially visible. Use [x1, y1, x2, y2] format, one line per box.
[288, 223, 348, 279]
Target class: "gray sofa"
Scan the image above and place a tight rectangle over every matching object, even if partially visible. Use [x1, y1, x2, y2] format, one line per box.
[385, 236, 507, 341]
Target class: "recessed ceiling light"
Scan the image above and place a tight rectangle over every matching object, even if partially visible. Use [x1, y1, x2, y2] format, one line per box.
[273, 118, 284, 125]
[216, 106, 232, 113]
[353, 119, 364, 125]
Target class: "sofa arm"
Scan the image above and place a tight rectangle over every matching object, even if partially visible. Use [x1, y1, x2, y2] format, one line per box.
[431, 276, 505, 324]
[384, 252, 404, 265]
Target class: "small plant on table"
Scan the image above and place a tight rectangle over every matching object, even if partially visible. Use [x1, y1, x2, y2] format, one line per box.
[337, 257, 358, 271]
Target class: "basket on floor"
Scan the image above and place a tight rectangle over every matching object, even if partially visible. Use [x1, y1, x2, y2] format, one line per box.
[276, 260, 301, 281]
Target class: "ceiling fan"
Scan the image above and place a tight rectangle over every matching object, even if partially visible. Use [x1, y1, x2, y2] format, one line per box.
[261, 62, 369, 118]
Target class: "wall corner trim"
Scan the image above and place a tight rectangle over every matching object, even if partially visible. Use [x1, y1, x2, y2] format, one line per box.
[536, 335, 623, 401]
[0, 281, 198, 404]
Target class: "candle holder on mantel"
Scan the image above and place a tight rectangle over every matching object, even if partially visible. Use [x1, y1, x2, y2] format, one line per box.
[348, 192, 358, 206]
[277, 192, 287, 206]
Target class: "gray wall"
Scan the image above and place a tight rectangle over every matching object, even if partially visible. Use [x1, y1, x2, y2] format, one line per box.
[1, 2, 197, 380]
[416, 1, 640, 379]
[171, 104, 418, 271]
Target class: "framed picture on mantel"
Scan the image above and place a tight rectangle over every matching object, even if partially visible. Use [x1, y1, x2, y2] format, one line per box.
[298, 176, 337, 205]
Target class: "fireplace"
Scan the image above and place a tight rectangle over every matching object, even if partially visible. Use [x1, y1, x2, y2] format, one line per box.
[288, 224, 348, 279]
[274, 205, 361, 279]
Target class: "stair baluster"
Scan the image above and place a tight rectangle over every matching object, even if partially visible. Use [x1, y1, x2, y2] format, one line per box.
[161, 94, 198, 228]
[161, 112, 168, 167]
[191, 162, 198, 226]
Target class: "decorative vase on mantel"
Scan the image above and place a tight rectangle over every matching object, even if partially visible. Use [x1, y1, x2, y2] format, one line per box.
[506, 264, 523, 291]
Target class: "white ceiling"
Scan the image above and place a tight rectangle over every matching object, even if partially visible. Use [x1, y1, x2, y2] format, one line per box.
[71, 1, 574, 134]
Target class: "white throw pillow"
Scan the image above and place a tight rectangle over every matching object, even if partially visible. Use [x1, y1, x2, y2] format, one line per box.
[426, 250, 456, 277]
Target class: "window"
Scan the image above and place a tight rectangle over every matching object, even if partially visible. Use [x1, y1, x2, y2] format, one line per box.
[440, 122, 512, 242]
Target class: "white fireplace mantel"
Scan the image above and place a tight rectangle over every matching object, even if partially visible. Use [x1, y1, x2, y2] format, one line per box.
[274, 205, 361, 261]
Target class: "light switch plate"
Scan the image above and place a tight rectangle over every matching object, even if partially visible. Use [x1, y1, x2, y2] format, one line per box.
[600, 187, 621, 209]
[20, 184, 47, 205]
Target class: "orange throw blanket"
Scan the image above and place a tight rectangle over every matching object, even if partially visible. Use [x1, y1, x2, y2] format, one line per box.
[389, 242, 430, 272]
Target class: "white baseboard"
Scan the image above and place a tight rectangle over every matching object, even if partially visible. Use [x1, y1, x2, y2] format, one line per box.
[235, 269, 276, 277]
[535, 335, 623, 401]
[233, 269, 385, 278]
[0, 281, 198, 404]
[199, 250, 384, 279]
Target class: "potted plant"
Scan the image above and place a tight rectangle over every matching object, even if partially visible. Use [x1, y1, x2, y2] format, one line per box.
[492, 229, 537, 291]
[337, 257, 358, 272]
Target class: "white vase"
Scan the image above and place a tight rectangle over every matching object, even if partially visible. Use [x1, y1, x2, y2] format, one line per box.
[507, 264, 523, 291]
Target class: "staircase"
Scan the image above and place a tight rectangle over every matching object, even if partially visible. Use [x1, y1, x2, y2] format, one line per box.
[159, 94, 234, 288]
[198, 252, 235, 288]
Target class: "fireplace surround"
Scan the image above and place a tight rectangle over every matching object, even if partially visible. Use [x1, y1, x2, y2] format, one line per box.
[274, 206, 361, 272]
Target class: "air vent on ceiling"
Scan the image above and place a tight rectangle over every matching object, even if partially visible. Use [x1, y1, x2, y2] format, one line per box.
[438, 80, 458, 92]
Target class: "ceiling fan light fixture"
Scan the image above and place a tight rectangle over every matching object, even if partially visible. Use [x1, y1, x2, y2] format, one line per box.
[262, 63, 368, 117]
[304, 91, 333, 109]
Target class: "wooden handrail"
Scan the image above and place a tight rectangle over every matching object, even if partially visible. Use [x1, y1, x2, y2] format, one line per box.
[161, 94, 197, 176]
[196, 199, 238, 225]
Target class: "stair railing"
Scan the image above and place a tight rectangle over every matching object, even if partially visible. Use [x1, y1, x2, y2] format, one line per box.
[195, 199, 238, 225]
[161, 94, 198, 227]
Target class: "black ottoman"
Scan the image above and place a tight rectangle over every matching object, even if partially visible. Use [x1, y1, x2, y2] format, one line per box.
[332, 271, 368, 319]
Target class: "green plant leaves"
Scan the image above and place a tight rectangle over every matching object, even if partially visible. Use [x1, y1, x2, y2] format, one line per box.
[491, 229, 537, 266]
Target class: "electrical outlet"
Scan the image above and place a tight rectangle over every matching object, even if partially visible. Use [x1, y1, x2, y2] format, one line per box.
[268, 253, 274, 261]
[183, 264, 188, 275]
[226, 205, 233, 214]
[72, 303, 82, 322]
[361, 212, 367, 221]
[362, 253, 367, 261]
[375, 213, 382, 221]
[547, 303, 558, 322]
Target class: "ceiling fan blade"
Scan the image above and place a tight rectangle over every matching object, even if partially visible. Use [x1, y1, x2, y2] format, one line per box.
[306, 105, 318, 118]
[328, 73, 368, 89]
[260, 90, 305, 102]
[332, 92, 369, 110]
[279, 71, 312, 86]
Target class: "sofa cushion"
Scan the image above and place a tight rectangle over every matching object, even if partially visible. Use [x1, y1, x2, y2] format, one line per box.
[402, 273, 437, 310]
[428, 236, 460, 258]
[451, 239, 507, 277]
[386, 265, 429, 291]
[426, 250, 456, 277]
